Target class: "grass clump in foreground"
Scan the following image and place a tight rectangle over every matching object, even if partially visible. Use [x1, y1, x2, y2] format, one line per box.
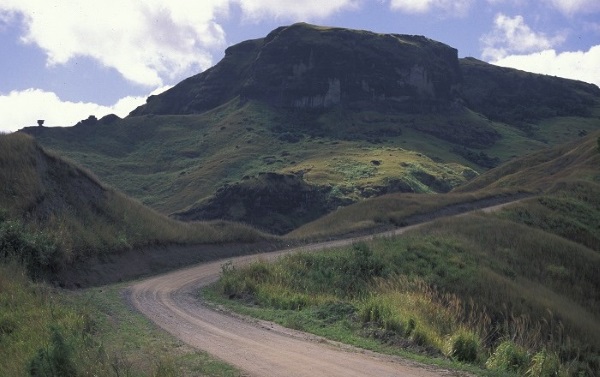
[0, 262, 241, 377]
[209, 207, 600, 376]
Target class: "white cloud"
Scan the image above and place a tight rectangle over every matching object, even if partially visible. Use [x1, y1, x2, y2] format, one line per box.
[0, 86, 171, 133]
[490, 45, 600, 88]
[481, 13, 566, 60]
[236, 0, 359, 20]
[0, 1, 362, 88]
[389, 0, 474, 16]
[545, 0, 600, 15]
[0, 0, 365, 133]
[480, 12, 600, 87]
[0, 1, 230, 87]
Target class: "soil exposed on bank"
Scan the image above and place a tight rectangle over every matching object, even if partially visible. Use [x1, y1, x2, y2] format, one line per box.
[56, 193, 530, 288]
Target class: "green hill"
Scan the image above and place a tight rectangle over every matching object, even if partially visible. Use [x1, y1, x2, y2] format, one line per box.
[21, 23, 600, 234]
[213, 131, 600, 376]
[0, 133, 269, 284]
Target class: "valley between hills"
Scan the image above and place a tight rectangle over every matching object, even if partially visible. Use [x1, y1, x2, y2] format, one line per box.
[2, 23, 600, 376]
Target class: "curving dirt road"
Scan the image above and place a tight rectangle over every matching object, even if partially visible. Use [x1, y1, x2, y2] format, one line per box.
[129, 201, 521, 376]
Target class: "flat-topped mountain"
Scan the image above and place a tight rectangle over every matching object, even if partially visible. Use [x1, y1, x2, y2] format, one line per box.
[131, 23, 462, 116]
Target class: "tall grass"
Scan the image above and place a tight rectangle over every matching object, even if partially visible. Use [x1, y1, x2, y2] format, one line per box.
[0, 261, 241, 377]
[215, 209, 600, 375]
[0, 262, 105, 376]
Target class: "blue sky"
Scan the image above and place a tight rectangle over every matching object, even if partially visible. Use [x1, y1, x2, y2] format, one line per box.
[1, 0, 599, 132]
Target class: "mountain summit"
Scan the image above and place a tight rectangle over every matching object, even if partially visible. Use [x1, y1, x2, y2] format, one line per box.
[131, 23, 462, 116]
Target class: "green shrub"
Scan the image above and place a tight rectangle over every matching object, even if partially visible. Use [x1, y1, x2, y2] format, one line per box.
[445, 329, 481, 364]
[410, 327, 435, 348]
[29, 327, 78, 377]
[358, 296, 404, 333]
[0, 219, 61, 277]
[526, 349, 561, 377]
[486, 340, 530, 374]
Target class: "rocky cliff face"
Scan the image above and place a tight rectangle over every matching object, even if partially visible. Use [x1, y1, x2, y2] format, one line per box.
[130, 23, 462, 116]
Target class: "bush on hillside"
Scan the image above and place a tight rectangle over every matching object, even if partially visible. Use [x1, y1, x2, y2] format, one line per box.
[0, 217, 62, 277]
[526, 349, 561, 377]
[486, 340, 530, 374]
[29, 327, 77, 377]
[445, 329, 481, 363]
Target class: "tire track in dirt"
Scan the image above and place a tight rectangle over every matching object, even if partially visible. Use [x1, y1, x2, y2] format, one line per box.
[128, 200, 522, 376]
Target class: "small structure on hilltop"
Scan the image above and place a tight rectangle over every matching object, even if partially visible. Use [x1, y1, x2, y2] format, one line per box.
[37, 120, 44, 127]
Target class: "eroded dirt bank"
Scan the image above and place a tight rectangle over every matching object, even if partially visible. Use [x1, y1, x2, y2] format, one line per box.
[56, 193, 529, 288]
[54, 241, 285, 288]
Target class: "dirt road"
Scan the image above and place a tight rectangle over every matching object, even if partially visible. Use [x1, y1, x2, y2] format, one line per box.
[129, 201, 521, 376]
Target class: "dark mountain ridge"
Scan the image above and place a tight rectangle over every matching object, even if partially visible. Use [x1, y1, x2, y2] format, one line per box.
[131, 23, 462, 116]
[460, 57, 600, 127]
[130, 22, 599, 122]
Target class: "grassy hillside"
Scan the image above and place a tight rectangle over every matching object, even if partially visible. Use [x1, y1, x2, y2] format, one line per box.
[23, 97, 599, 235]
[291, 130, 600, 240]
[0, 133, 269, 278]
[461, 57, 600, 129]
[210, 132, 600, 375]
[456, 130, 600, 192]
[0, 134, 255, 375]
[20, 24, 600, 234]
[23, 101, 482, 229]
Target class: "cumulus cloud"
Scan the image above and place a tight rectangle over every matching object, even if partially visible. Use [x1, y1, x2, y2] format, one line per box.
[490, 45, 600, 88]
[481, 13, 600, 88]
[389, 0, 474, 16]
[236, 0, 359, 20]
[0, 1, 361, 88]
[0, 86, 171, 133]
[0, 1, 229, 87]
[0, 0, 363, 132]
[481, 13, 566, 60]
